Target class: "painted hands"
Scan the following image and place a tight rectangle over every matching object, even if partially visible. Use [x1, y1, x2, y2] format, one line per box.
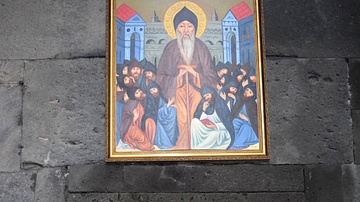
[203, 101, 210, 112]
[178, 65, 198, 77]
[228, 93, 235, 99]
[220, 92, 226, 100]
[167, 97, 175, 107]
[132, 108, 139, 125]
[205, 122, 216, 128]
[240, 113, 249, 122]
[242, 79, 249, 87]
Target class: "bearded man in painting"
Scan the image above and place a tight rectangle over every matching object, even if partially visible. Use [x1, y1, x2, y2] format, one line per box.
[156, 7, 218, 150]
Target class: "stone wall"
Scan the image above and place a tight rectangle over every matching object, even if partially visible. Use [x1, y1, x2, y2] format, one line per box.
[0, 0, 359, 201]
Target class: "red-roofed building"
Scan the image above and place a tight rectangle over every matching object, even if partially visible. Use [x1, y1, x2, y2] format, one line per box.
[116, 4, 136, 23]
[230, 2, 253, 21]
[116, 4, 146, 64]
[222, 1, 255, 67]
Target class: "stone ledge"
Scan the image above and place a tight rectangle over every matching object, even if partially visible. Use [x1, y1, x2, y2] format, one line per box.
[68, 164, 303, 193]
[352, 110, 360, 165]
[67, 192, 305, 202]
[342, 164, 360, 202]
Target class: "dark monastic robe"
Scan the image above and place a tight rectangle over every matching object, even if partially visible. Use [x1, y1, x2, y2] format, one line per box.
[231, 95, 258, 135]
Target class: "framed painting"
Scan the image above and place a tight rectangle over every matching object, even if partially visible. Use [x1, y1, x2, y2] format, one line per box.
[106, 0, 268, 161]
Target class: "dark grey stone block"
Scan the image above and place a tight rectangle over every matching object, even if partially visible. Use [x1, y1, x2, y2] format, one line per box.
[22, 59, 105, 166]
[266, 58, 353, 164]
[67, 193, 119, 202]
[35, 167, 66, 202]
[246, 192, 306, 202]
[0, 0, 105, 60]
[353, 110, 360, 165]
[68, 164, 124, 192]
[342, 164, 360, 202]
[184, 165, 304, 192]
[68, 164, 185, 193]
[0, 171, 36, 201]
[0, 61, 24, 84]
[122, 165, 185, 192]
[264, 0, 360, 57]
[118, 193, 245, 202]
[305, 165, 343, 202]
[349, 59, 360, 110]
[117, 192, 305, 202]
[0, 85, 22, 172]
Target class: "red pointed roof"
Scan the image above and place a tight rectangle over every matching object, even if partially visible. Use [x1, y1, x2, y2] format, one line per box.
[116, 4, 136, 22]
[230, 1, 253, 21]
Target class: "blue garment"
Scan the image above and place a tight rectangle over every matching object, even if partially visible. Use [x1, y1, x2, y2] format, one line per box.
[115, 100, 124, 146]
[229, 105, 258, 150]
[154, 98, 179, 149]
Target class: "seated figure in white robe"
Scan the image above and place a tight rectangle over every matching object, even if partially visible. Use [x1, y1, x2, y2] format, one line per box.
[191, 86, 235, 149]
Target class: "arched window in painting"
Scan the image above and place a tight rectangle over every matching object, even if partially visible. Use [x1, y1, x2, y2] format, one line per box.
[146, 39, 156, 44]
[130, 32, 141, 60]
[205, 40, 214, 46]
[159, 39, 166, 44]
[231, 34, 236, 65]
[225, 32, 236, 64]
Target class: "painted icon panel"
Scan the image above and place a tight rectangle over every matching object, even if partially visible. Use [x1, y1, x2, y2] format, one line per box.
[106, 0, 268, 161]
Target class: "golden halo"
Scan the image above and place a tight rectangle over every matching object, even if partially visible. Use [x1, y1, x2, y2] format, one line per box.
[164, 1, 207, 39]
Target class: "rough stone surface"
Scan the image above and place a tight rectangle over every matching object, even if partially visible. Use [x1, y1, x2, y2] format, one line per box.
[0, 85, 22, 172]
[0, 60, 24, 84]
[69, 164, 303, 193]
[305, 165, 343, 202]
[266, 58, 353, 164]
[35, 167, 66, 202]
[0, 0, 105, 60]
[0, 171, 36, 201]
[67, 193, 119, 202]
[184, 165, 304, 192]
[246, 193, 306, 202]
[353, 110, 360, 165]
[349, 59, 360, 110]
[342, 164, 360, 202]
[264, 0, 360, 58]
[68, 164, 124, 192]
[122, 165, 186, 192]
[117, 193, 306, 202]
[68, 164, 186, 193]
[22, 58, 105, 166]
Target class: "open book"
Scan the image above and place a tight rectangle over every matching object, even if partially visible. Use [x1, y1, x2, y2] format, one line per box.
[200, 118, 214, 126]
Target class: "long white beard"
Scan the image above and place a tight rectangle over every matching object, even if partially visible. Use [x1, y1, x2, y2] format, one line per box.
[177, 30, 195, 65]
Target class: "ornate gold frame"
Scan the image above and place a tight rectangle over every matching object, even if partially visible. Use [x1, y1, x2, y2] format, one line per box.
[106, 0, 268, 162]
